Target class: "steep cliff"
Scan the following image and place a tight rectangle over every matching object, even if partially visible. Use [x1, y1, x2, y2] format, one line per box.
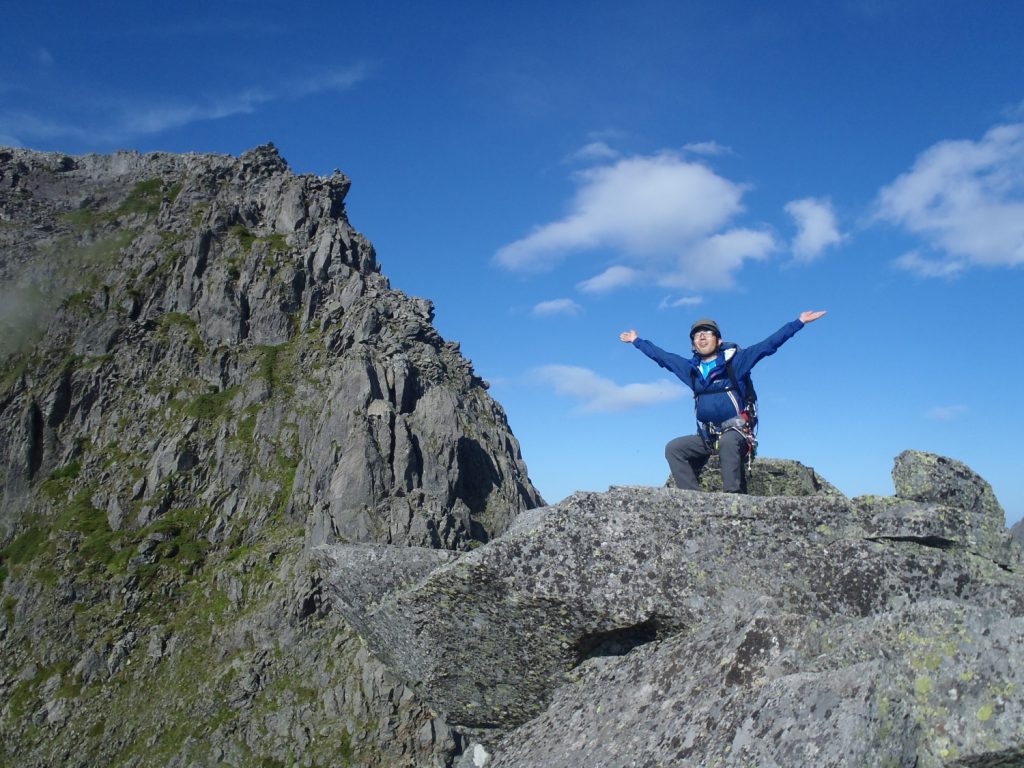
[0, 145, 542, 767]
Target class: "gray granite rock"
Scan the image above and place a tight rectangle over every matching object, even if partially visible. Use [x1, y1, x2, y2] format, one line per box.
[0, 144, 542, 768]
[891, 450, 1019, 566]
[491, 599, 1024, 767]
[669, 455, 844, 496]
[317, 453, 1024, 766]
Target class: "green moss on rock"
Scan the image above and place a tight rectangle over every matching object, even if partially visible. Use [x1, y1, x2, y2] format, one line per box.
[117, 178, 166, 217]
[185, 386, 240, 421]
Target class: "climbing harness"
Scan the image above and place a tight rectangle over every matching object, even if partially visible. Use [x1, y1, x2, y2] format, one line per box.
[691, 356, 759, 468]
[702, 412, 758, 468]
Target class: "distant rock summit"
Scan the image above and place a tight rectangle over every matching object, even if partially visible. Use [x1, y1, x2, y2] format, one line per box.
[2, 145, 1022, 768]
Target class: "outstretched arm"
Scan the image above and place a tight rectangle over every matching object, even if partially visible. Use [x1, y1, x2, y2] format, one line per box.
[800, 310, 827, 324]
[730, 311, 826, 378]
[620, 330, 694, 387]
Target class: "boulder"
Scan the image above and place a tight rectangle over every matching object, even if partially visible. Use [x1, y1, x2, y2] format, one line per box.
[889, 450, 1018, 566]
[669, 455, 844, 496]
[316, 453, 1024, 766]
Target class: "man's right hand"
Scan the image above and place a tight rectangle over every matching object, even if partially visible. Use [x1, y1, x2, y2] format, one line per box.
[619, 330, 638, 343]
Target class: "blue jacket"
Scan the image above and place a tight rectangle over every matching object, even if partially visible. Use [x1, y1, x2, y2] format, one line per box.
[632, 319, 804, 426]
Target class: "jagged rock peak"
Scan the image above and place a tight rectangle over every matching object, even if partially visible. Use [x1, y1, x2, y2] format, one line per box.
[238, 142, 290, 177]
[1, 143, 543, 546]
[0, 145, 543, 765]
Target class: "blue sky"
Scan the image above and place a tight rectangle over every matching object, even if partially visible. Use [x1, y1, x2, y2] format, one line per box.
[3, 1, 1023, 524]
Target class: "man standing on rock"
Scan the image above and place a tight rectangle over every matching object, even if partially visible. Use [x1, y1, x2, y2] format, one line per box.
[620, 311, 827, 492]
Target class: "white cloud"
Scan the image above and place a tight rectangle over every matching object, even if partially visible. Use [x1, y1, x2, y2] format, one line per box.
[893, 251, 966, 278]
[926, 404, 968, 422]
[0, 110, 91, 144]
[659, 295, 703, 309]
[658, 228, 776, 290]
[1, 65, 370, 146]
[566, 141, 620, 163]
[532, 298, 582, 317]
[495, 152, 745, 269]
[875, 122, 1024, 273]
[495, 150, 770, 289]
[121, 66, 369, 137]
[121, 89, 269, 135]
[291, 65, 370, 97]
[785, 197, 844, 261]
[534, 365, 685, 413]
[577, 265, 640, 293]
[683, 140, 734, 157]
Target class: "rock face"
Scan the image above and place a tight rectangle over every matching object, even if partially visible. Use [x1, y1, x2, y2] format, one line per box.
[0, 144, 541, 548]
[317, 450, 1024, 767]
[0, 145, 541, 767]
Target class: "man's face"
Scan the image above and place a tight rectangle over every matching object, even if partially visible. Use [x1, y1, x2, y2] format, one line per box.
[691, 329, 720, 357]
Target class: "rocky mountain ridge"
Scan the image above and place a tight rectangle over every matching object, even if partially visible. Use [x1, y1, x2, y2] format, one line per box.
[1, 144, 540, 767]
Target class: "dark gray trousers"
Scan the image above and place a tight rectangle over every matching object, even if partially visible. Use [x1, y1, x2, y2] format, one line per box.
[665, 430, 748, 492]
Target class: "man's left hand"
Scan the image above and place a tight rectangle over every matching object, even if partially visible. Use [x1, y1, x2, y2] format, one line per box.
[799, 310, 827, 324]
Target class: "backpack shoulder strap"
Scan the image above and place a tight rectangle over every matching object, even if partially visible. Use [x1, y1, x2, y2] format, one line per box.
[725, 358, 756, 406]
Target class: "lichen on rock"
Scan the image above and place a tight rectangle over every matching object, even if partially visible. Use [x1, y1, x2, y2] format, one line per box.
[318, 453, 1024, 766]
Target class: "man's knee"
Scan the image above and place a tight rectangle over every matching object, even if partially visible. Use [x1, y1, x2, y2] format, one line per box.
[719, 430, 748, 456]
[666, 434, 706, 461]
